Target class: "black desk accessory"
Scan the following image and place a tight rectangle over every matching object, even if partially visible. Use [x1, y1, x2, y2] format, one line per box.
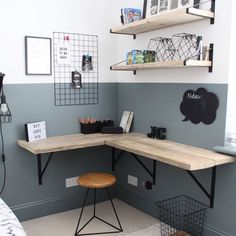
[101, 126, 123, 134]
[80, 118, 115, 134]
[147, 126, 166, 140]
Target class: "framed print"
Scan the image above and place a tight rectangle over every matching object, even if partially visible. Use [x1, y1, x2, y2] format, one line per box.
[170, 0, 179, 10]
[143, 0, 159, 18]
[159, 0, 169, 13]
[25, 36, 52, 75]
[178, 0, 194, 9]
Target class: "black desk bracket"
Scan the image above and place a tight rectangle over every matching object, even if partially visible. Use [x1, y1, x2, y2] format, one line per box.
[186, 166, 216, 208]
[37, 153, 54, 185]
[111, 148, 157, 185]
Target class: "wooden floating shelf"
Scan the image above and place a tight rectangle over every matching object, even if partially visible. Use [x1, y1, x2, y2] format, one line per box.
[110, 8, 214, 36]
[111, 60, 212, 71]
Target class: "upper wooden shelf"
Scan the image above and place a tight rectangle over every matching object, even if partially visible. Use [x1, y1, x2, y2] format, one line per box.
[110, 7, 214, 36]
[111, 60, 212, 72]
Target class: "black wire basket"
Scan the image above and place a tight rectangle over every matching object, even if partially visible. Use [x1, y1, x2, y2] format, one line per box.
[147, 37, 176, 61]
[171, 33, 202, 60]
[157, 195, 209, 236]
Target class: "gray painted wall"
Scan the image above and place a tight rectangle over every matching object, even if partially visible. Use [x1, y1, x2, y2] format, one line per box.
[1, 82, 235, 236]
[117, 83, 236, 236]
[0, 83, 118, 221]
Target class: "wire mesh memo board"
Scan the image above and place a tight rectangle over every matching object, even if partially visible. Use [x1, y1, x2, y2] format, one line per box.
[53, 32, 98, 106]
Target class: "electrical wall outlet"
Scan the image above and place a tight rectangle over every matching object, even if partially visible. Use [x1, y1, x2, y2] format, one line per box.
[65, 176, 79, 188]
[128, 175, 138, 187]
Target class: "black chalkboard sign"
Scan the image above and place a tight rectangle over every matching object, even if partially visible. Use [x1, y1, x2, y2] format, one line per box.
[180, 88, 219, 125]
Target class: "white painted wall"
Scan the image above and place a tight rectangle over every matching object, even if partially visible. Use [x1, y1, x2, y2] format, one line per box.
[225, 0, 236, 142]
[0, 0, 119, 84]
[112, 0, 233, 84]
[0, 0, 233, 84]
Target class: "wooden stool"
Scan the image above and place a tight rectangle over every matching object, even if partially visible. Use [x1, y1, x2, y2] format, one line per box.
[74, 172, 123, 236]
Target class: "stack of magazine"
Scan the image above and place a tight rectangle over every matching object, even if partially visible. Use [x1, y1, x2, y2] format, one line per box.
[121, 8, 142, 24]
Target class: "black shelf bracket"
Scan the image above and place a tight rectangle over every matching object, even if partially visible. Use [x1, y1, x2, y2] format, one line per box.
[37, 153, 54, 185]
[110, 29, 136, 39]
[186, 166, 216, 208]
[110, 66, 136, 75]
[211, 0, 216, 24]
[111, 148, 156, 185]
[209, 43, 214, 73]
[186, 0, 215, 25]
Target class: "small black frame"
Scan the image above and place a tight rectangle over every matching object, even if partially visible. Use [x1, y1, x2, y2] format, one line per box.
[25, 36, 52, 75]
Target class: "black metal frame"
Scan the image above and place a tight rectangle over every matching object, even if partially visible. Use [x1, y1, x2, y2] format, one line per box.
[186, 0, 216, 25]
[111, 147, 216, 208]
[186, 166, 216, 208]
[208, 43, 214, 72]
[112, 148, 157, 185]
[74, 188, 123, 235]
[34, 147, 216, 208]
[210, 0, 216, 24]
[37, 153, 54, 185]
[110, 29, 136, 39]
[110, 66, 136, 75]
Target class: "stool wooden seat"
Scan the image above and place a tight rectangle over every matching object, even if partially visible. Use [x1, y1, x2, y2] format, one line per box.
[78, 172, 116, 189]
[74, 172, 122, 236]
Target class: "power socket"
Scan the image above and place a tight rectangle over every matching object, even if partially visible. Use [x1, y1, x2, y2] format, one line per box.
[65, 176, 79, 188]
[128, 175, 138, 187]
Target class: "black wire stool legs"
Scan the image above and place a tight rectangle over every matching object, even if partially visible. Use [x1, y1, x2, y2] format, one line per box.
[75, 188, 123, 236]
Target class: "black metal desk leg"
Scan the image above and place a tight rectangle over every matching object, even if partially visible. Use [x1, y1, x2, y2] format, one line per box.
[36, 153, 54, 185]
[187, 166, 217, 208]
[37, 154, 43, 185]
[210, 166, 216, 208]
[112, 147, 115, 171]
[153, 160, 156, 185]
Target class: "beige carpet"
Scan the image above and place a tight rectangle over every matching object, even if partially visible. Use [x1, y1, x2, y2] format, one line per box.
[22, 199, 161, 236]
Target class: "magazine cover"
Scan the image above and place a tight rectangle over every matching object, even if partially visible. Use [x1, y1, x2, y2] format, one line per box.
[122, 8, 142, 24]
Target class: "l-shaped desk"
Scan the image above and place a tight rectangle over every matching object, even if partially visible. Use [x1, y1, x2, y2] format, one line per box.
[17, 132, 235, 208]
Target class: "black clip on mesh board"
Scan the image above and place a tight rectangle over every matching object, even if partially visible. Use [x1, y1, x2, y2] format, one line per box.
[53, 32, 98, 106]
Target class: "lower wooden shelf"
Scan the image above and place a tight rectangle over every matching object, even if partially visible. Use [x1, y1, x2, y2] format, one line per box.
[110, 60, 212, 72]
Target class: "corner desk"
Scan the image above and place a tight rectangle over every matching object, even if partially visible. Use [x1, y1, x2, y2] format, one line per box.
[17, 132, 235, 208]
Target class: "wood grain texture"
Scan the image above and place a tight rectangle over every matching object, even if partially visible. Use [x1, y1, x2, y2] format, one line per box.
[78, 172, 116, 188]
[17, 133, 136, 154]
[105, 136, 235, 171]
[111, 8, 214, 35]
[17, 133, 235, 171]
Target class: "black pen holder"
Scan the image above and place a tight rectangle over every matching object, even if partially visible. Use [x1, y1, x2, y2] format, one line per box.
[80, 121, 102, 134]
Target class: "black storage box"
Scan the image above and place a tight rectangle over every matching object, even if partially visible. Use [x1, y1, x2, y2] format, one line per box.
[80, 121, 102, 134]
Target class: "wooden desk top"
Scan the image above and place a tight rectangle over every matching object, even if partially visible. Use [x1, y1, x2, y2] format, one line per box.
[17, 133, 235, 171]
[17, 133, 133, 154]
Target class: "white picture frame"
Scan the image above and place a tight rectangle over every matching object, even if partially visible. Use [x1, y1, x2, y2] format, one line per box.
[144, 0, 159, 18]
[169, 0, 179, 10]
[25, 36, 52, 75]
[158, 0, 170, 13]
[178, 0, 194, 9]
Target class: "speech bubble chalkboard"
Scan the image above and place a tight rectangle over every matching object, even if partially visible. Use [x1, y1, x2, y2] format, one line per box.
[180, 88, 219, 125]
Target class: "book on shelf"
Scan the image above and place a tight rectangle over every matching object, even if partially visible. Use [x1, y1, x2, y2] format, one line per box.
[121, 8, 142, 24]
[120, 111, 134, 133]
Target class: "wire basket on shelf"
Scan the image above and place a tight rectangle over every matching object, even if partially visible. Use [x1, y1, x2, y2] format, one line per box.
[157, 195, 209, 236]
[171, 33, 202, 61]
[147, 37, 176, 61]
